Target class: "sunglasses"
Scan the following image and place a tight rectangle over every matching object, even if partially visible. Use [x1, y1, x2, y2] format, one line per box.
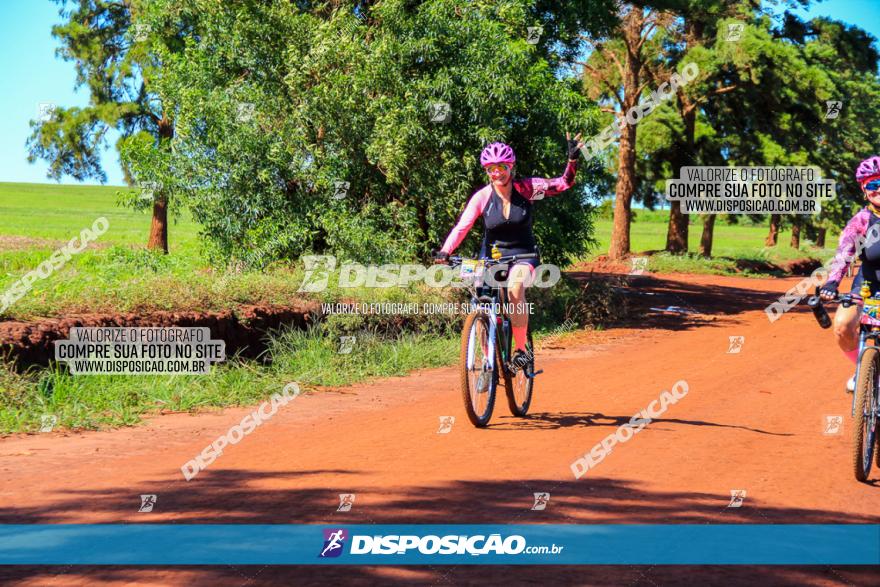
[485, 163, 511, 174]
[865, 179, 880, 192]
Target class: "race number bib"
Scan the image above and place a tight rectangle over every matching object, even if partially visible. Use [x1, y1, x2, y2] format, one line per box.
[460, 259, 485, 279]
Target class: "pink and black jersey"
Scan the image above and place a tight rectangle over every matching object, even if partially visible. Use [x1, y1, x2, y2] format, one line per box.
[827, 206, 880, 293]
[440, 160, 578, 262]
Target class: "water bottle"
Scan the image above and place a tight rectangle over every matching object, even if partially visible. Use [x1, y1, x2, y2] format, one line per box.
[807, 295, 832, 329]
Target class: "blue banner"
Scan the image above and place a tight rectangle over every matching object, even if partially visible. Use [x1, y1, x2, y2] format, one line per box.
[0, 524, 877, 565]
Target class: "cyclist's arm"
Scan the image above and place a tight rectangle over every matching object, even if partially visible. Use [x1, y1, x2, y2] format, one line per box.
[440, 186, 492, 254]
[516, 159, 578, 201]
[826, 208, 871, 285]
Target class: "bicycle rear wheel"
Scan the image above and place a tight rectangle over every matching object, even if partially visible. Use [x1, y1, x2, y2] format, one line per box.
[460, 311, 497, 427]
[504, 328, 534, 417]
[853, 348, 879, 482]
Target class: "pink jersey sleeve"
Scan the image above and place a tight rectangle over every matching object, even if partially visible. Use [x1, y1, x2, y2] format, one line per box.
[440, 186, 492, 254]
[827, 207, 871, 284]
[514, 160, 578, 201]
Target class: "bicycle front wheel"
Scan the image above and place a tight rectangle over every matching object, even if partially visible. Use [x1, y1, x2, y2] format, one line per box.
[853, 347, 879, 482]
[460, 311, 497, 427]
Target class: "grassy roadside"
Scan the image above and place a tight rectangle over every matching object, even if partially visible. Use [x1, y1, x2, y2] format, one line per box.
[0, 272, 621, 434]
[0, 328, 459, 433]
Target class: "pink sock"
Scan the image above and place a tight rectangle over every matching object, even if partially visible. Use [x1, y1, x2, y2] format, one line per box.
[844, 349, 859, 364]
[512, 326, 528, 352]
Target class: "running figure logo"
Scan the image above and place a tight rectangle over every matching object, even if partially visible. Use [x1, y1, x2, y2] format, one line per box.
[629, 257, 648, 276]
[823, 415, 843, 435]
[531, 492, 550, 511]
[138, 494, 157, 513]
[727, 489, 746, 508]
[337, 493, 355, 512]
[727, 336, 745, 354]
[37, 102, 57, 123]
[825, 100, 842, 119]
[39, 414, 57, 433]
[338, 336, 356, 355]
[319, 528, 348, 558]
[299, 255, 337, 293]
[725, 23, 744, 41]
[526, 26, 543, 45]
[437, 416, 455, 434]
[429, 102, 451, 123]
[333, 181, 350, 200]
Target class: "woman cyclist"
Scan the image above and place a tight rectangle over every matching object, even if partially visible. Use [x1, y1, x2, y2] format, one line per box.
[820, 155, 880, 391]
[434, 133, 584, 370]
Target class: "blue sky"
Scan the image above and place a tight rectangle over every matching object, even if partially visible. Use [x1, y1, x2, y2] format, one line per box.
[1, 0, 879, 187]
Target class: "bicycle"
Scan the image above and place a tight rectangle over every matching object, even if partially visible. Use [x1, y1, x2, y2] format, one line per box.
[808, 286, 880, 482]
[438, 251, 542, 427]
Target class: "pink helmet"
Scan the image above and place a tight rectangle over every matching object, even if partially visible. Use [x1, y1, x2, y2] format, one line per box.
[856, 156, 880, 181]
[480, 142, 515, 167]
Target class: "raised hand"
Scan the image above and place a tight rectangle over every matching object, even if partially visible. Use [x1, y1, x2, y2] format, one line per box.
[566, 131, 585, 161]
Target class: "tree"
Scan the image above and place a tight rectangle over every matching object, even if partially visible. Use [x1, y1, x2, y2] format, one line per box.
[651, 1, 746, 255]
[792, 15, 880, 246]
[134, 0, 616, 266]
[633, 2, 880, 258]
[709, 11, 880, 252]
[680, 9, 873, 256]
[765, 214, 781, 246]
[581, 4, 674, 260]
[27, 0, 182, 253]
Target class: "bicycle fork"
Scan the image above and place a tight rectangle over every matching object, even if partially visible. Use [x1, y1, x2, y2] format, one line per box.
[466, 311, 498, 373]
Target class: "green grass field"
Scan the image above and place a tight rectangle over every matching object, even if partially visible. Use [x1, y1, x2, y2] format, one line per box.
[586, 209, 837, 274]
[0, 182, 307, 318]
[0, 182, 200, 250]
[0, 182, 462, 432]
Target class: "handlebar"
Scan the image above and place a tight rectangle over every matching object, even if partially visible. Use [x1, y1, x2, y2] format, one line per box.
[809, 287, 857, 307]
[430, 249, 538, 267]
[447, 253, 537, 267]
[807, 286, 856, 329]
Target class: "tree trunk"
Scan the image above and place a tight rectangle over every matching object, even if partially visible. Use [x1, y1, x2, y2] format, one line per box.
[147, 116, 173, 253]
[804, 223, 816, 243]
[665, 18, 700, 254]
[146, 197, 168, 253]
[816, 227, 827, 248]
[765, 214, 780, 246]
[608, 11, 644, 261]
[666, 202, 688, 253]
[699, 214, 716, 257]
[609, 137, 638, 260]
[790, 220, 801, 249]
[665, 102, 695, 253]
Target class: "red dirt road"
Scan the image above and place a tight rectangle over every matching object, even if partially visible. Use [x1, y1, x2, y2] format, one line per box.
[1, 272, 878, 585]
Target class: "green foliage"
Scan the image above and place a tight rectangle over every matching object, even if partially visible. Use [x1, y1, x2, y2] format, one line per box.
[633, 3, 880, 242]
[0, 330, 458, 433]
[529, 273, 627, 329]
[28, 1, 172, 184]
[132, 0, 612, 266]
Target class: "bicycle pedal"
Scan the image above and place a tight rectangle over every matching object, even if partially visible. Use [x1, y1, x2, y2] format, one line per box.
[525, 369, 544, 379]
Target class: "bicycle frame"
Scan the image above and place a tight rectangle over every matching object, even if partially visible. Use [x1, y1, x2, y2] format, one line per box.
[464, 277, 509, 373]
[454, 254, 531, 375]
